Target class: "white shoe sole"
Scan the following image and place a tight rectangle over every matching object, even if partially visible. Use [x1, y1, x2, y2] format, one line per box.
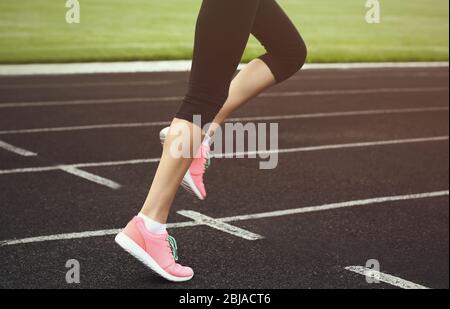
[160, 127, 205, 201]
[115, 232, 194, 282]
[181, 170, 205, 200]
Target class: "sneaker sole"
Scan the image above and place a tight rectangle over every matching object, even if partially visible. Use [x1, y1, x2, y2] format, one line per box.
[181, 171, 205, 200]
[115, 232, 194, 282]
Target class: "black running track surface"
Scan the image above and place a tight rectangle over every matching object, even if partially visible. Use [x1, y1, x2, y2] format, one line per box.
[0, 66, 448, 289]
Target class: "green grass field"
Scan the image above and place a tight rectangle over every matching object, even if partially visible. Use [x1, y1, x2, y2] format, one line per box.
[0, 0, 448, 64]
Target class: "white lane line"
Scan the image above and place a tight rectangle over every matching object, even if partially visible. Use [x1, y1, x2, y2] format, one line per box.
[0, 87, 447, 109]
[0, 221, 198, 246]
[291, 72, 449, 81]
[70, 158, 161, 169]
[262, 87, 448, 99]
[0, 136, 447, 175]
[58, 166, 121, 190]
[303, 62, 449, 70]
[1, 71, 447, 90]
[0, 158, 160, 175]
[0, 141, 123, 189]
[1, 106, 447, 135]
[0, 165, 63, 174]
[1, 229, 122, 246]
[0, 96, 182, 108]
[0, 143, 121, 188]
[0, 140, 37, 157]
[1, 190, 448, 246]
[0, 139, 121, 188]
[218, 136, 450, 159]
[0, 79, 179, 90]
[220, 191, 449, 223]
[345, 266, 430, 289]
[177, 210, 263, 240]
[0, 61, 447, 76]
[228, 107, 449, 122]
[0, 121, 171, 135]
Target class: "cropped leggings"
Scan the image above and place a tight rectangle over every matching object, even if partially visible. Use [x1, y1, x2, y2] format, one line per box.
[176, 0, 307, 127]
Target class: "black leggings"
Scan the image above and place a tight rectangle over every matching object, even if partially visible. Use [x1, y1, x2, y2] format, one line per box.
[176, 0, 307, 127]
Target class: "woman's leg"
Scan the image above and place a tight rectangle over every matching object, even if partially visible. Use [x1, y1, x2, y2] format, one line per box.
[158, 0, 307, 201]
[141, 0, 262, 222]
[118, 2, 264, 281]
[207, 0, 307, 137]
[206, 58, 276, 136]
[145, 0, 308, 220]
[140, 118, 203, 223]
[117, 0, 307, 282]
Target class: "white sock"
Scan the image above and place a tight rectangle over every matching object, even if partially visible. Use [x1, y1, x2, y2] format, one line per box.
[138, 213, 167, 234]
[202, 134, 212, 146]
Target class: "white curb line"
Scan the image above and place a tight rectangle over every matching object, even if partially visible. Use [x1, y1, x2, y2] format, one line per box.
[0, 61, 448, 76]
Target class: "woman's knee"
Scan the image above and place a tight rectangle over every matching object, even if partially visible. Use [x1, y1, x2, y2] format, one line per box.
[265, 37, 307, 83]
[284, 38, 307, 78]
[294, 38, 308, 71]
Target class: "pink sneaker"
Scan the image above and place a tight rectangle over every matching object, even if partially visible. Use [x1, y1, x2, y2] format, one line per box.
[181, 143, 210, 200]
[115, 217, 194, 282]
[160, 127, 211, 200]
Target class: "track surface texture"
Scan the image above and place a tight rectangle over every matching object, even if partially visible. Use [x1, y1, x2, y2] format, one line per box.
[0, 66, 448, 289]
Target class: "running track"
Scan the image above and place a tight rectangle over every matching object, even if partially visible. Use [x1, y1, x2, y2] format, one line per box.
[0, 65, 448, 289]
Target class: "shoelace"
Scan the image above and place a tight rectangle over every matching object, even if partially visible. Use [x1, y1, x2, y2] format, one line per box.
[203, 147, 212, 170]
[167, 235, 179, 261]
[205, 156, 211, 170]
